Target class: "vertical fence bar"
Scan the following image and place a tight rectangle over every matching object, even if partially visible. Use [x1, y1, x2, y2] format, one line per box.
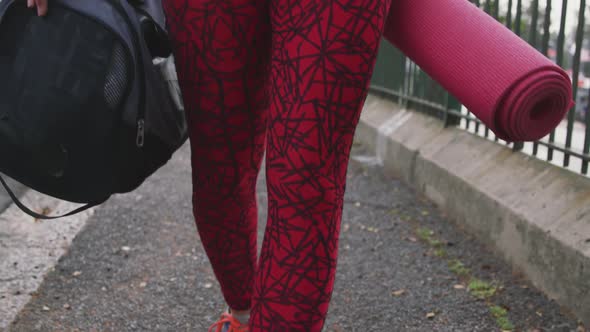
[487, 0, 501, 140]
[414, 65, 422, 103]
[463, 0, 482, 133]
[400, 58, 407, 107]
[410, 62, 418, 106]
[540, 0, 551, 55]
[413, 62, 420, 101]
[405, 61, 412, 107]
[472, 0, 480, 138]
[403, 56, 410, 106]
[483, 0, 497, 138]
[533, 0, 552, 157]
[564, 0, 585, 168]
[484, 0, 491, 13]
[584, 87, 590, 174]
[396, 56, 406, 105]
[464, 111, 471, 131]
[497, 1, 515, 142]
[506, 0, 513, 29]
[513, 142, 525, 151]
[548, 0, 568, 161]
[397, 55, 407, 105]
[511, 0, 524, 150]
[529, 0, 539, 49]
[444, 94, 462, 127]
[489, 0, 502, 142]
[515, 0, 522, 35]
[404, 61, 413, 108]
[408, 61, 414, 108]
[493, 0, 499, 20]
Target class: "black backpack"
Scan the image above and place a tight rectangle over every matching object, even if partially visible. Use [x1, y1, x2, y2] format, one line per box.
[0, 0, 188, 218]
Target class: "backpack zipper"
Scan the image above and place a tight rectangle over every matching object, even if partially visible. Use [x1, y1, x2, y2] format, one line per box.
[136, 119, 145, 147]
[108, 0, 147, 148]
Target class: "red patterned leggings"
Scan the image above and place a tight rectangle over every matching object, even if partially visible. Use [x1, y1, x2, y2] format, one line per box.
[163, 0, 391, 330]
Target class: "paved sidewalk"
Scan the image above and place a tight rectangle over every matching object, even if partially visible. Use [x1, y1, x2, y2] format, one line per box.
[5, 142, 583, 331]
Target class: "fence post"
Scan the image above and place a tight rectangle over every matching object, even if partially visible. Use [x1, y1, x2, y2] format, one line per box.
[512, 142, 524, 151]
[443, 94, 461, 127]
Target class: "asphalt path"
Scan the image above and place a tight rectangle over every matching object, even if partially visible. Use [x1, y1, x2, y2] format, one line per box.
[6, 142, 583, 331]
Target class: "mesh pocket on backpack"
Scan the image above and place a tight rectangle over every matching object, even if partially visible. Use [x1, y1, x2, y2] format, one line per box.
[104, 42, 130, 111]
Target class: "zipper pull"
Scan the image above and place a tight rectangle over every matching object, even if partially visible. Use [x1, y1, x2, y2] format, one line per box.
[136, 119, 145, 147]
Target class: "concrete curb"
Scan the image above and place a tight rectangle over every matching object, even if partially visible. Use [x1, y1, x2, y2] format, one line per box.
[0, 174, 97, 329]
[356, 93, 590, 326]
[0, 185, 95, 330]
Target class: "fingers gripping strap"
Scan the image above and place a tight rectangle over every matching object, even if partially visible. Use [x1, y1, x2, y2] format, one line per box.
[0, 174, 103, 219]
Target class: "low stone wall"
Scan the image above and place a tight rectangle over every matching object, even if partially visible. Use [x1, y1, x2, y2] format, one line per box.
[355, 94, 590, 325]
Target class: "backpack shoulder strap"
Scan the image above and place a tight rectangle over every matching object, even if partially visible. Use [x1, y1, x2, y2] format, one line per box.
[0, 0, 17, 24]
[0, 175, 104, 219]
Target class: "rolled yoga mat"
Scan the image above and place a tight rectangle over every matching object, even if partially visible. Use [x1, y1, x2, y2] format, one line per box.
[383, 0, 574, 142]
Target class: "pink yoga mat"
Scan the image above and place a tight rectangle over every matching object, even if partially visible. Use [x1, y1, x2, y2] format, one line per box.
[383, 0, 574, 142]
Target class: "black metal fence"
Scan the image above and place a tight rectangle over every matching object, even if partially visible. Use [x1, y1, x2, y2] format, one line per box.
[370, 0, 590, 176]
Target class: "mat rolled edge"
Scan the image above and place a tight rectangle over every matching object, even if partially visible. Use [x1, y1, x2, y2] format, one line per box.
[382, 0, 574, 142]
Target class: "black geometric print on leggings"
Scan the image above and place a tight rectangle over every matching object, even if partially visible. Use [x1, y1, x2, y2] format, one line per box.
[163, 0, 390, 330]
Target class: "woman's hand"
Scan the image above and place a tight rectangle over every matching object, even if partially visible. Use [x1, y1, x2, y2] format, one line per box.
[26, 0, 48, 17]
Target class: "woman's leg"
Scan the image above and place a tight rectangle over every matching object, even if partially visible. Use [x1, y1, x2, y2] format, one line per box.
[163, 0, 270, 312]
[251, 0, 391, 330]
